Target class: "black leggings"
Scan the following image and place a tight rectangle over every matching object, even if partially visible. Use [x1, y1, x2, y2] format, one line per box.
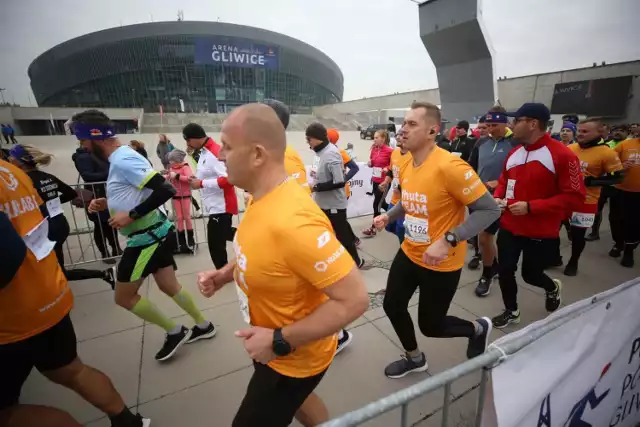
[54, 241, 106, 282]
[610, 189, 640, 250]
[383, 250, 474, 352]
[322, 209, 361, 265]
[207, 213, 236, 269]
[372, 181, 387, 219]
[568, 226, 587, 264]
[90, 217, 122, 257]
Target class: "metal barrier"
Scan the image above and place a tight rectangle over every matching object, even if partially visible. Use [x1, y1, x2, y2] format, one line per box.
[60, 180, 248, 268]
[320, 278, 640, 427]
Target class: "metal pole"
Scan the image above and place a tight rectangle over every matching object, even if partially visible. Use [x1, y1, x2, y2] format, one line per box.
[400, 404, 408, 427]
[441, 383, 451, 427]
[0, 89, 6, 104]
[474, 369, 489, 427]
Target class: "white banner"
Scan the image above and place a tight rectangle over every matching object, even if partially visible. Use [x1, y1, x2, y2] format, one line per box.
[489, 280, 640, 427]
[305, 161, 374, 219]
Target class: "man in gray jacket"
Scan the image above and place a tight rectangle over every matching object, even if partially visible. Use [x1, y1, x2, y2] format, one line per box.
[306, 123, 364, 269]
[468, 109, 519, 297]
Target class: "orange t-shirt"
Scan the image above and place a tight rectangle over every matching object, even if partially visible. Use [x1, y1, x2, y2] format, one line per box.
[400, 147, 487, 272]
[389, 148, 412, 205]
[233, 179, 354, 378]
[0, 160, 72, 344]
[568, 143, 622, 205]
[338, 148, 352, 198]
[285, 145, 311, 194]
[614, 138, 640, 192]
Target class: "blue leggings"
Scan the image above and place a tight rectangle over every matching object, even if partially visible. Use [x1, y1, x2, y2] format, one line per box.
[385, 203, 405, 243]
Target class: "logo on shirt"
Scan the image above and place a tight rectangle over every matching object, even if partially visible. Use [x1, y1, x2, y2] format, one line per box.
[317, 231, 331, 248]
[401, 191, 428, 216]
[314, 245, 345, 272]
[464, 170, 474, 180]
[0, 166, 19, 191]
[462, 179, 482, 196]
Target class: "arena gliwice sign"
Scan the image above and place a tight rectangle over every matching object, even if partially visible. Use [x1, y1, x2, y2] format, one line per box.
[194, 37, 279, 70]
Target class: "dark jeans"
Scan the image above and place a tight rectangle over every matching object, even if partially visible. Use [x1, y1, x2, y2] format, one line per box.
[322, 209, 361, 265]
[383, 249, 474, 352]
[610, 188, 640, 249]
[207, 213, 236, 269]
[497, 229, 557, 312]
[372, 181, 387, 219]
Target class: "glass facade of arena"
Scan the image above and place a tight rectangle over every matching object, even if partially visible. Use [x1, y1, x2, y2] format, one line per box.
[32, 35, 342, 114]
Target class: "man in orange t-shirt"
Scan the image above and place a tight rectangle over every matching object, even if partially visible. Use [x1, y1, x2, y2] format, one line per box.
[0, 159, 148, 427]
[565, 119, 623, 275]
[374, 102, 501, 379]
[611, 137, 640, 267]
[197, 104, 368, 427]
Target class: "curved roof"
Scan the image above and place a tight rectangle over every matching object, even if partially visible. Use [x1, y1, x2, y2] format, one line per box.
[28, 21, 343, 83]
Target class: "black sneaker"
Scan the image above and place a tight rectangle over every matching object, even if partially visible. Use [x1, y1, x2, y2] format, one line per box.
[546, 257, 563, 269]
[155, 326, 192, 361]
[621, 251, 634, 268]
[563, 262, 578, 277]
[474, 276, 491, 297]
[467, 255, 481, 270]
[384, 353, 428, 379]
[585, 231, 600, 242]
[336, 329, 353, 355]
[609, 246, 622, 258]
[186, 323, 217, 344]
[111, 413, 151, 427]
[466, 317, 492, 359]
[545, 279, 562, 312]
[492, 310, 520, 329]
[103, 266, 116, 290]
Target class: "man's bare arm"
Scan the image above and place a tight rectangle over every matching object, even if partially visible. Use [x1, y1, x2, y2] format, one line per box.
[281, 267, 368, 348]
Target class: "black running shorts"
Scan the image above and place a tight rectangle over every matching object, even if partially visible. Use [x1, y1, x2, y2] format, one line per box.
[117, 236, 177, 283]
[484, 219, 500, 235]
[0, 314, 77, 410]
[232, 361, 327, 427]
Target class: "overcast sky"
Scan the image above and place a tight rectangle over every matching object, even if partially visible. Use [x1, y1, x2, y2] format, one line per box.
[0, 0, 638, 106]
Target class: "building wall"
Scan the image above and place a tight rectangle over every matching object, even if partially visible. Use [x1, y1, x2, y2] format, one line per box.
[314, 61, 640, 123]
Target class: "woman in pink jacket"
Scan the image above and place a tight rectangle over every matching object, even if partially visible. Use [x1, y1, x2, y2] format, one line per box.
[362, 129, 393, 237]
[165, 149, 195, 253]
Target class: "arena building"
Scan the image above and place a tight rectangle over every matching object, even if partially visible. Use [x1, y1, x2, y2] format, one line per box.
[28, 21, 343, 114]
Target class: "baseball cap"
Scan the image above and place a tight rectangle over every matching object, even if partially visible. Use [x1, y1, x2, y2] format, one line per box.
[182, 123, 207, 140]
[262, 99, 290, 130]
[484, 112, 508, 124]
[506, 103, 551, 123]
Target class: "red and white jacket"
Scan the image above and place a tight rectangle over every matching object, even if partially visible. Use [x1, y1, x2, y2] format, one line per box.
[494, 134, 585, 238]
[195, 138, 238, 215]
[369, 144, 393, 183]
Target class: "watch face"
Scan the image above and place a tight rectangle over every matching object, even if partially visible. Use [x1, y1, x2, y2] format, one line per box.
[274, 340, 291, 356]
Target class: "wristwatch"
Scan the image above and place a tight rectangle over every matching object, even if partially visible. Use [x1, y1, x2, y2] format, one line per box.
[444, 231, 459, 247]
[272, 328, 292, 356]
[128, 209, 142, 220]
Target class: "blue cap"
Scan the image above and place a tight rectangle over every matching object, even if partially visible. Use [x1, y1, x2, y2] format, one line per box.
[561, 122, 577, 135]
[506, 103, 551, 123]
[484, 112, 508, 124]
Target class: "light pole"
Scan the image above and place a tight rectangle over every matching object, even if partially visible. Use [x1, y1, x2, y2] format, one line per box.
[0, 88, 6, 104]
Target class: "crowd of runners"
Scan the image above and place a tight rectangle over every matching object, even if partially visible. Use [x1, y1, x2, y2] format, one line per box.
[1, 98, 639, 426]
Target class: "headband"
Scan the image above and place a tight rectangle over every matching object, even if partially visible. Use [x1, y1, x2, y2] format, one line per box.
[484, 113, 508, 124]
[9, 145, 36, 167]
[73, 122, 116, 140]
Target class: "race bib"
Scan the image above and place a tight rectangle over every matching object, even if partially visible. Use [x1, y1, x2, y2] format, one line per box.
[235, 283, 250, 324]
[372, 167, 383, 178]
[452, 152, 462, 157]
[570, 212, 595, 228]
[391, 178, 400, 191]
[404, 215, 430, 243]
[23, 219, 56, 261]
[506, 179, 516, 199]
[46, 197, 63, 218]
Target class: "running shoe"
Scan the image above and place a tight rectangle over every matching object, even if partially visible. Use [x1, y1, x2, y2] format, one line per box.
[103, 266, 116, 290]
[467, 254, 481, 270]
[155, 326, 192, 361]
[609, 245, 622, 258]
[621, 251, 634, 268]
[354, 237, 362, 248]
[474, 276, 491, 297]
[384, 353, 428, 379]
[545, 256, 563, 269]
[585, 231, 600, 242]
[563, 262, 578, 277]
[466, 317, 492, 359]
[186, 323, 217, 344]
[336, 329, 353, 355]
[361, 227, 376, 238]
[545, 279, 562, 312]
[357, 258, 366, 269]
[111, 414, 151, 427]
[491, 310, 520, 329]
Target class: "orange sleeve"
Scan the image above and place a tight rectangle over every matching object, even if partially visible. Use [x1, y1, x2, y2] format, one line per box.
[444, 157, 487, 205]
[340, 149, 350, 165]
[283, 211, 354, 290]
[603, 147, 623, 173]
